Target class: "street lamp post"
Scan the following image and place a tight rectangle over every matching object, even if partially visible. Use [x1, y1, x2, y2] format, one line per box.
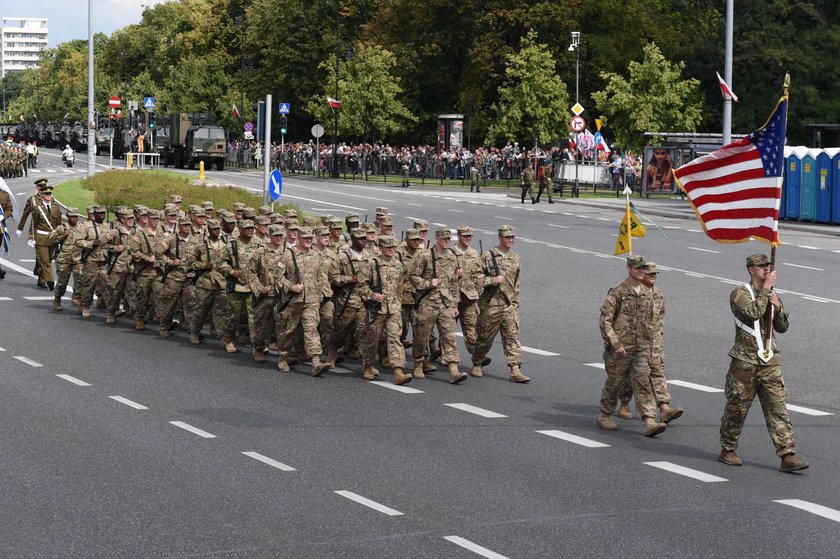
[331, 0, 341, 179]
[87, 0, 95, 178]
[568, 31, 580, 198]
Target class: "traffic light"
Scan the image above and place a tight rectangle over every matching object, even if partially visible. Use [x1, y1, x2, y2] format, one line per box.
[148, 112, 155, 129]
[280, 115, 287, 135]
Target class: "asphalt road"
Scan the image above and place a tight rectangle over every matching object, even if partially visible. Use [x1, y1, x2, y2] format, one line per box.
[2, 149, 839, 558]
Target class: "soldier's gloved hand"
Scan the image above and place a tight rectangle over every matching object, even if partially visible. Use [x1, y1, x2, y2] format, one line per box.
[27, 239, 35, 247]
[205, 261, 213, 270]
[15, 229, 21, 238]
[431, 278, 440, 287]
[91, 239, 101, 247]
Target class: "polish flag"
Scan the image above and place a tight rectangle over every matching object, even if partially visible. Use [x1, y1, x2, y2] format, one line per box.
[327, 96, 342, 110]
[231, 104, 241, 118]
[716, 72, 739, 103]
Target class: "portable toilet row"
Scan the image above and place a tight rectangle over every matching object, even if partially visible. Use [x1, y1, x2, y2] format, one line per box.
[782, 146, 840, 224]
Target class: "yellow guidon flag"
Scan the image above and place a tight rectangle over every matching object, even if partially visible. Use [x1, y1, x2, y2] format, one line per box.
[614, 201, 647, 255]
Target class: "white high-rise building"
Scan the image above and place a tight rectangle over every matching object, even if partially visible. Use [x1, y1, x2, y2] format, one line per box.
[1, 17, 48, 78]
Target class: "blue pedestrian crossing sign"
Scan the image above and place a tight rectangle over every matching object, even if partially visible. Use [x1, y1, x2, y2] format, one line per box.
[268, 169, 283, 201]
[278, 103, 290, 115]
[143, 97, 156, 109]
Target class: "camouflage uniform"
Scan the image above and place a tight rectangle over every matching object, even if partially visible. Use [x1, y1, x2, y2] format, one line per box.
[520, 166, 535, 203]
[536, 163, 554, 203]
[327, 236, 369, 365]
[246, 237, 287, 355]
[103, 218, 136, 321]
[74, 212, 117, 316]
[316, 243, 337, 352]
[129, 226, 161, 329]
[395, 230, 421, 346]
[222, 232, 261, 349]
[451, 229, 484, 356]
[155, 229, 195, 335]
[48, 211, 84, 305]
[188, 232, 230, 343]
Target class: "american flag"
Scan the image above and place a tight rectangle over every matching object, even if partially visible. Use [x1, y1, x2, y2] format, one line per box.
[673, 96, 787, 245]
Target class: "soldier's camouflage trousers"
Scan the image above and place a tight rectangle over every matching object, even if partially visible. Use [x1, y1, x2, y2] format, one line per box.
[191, 286, 227, 338]
[599, 349, 658, 419]
[279, 301, 321, 358]
[520, 183, 535, 203]
[619, 352, 671, 406]
[106, 270, 131, 314]
[364, 311, 405, 368]
[224, 291, 251, 344]
[458, 298, 480, 355]
[78, 260, 111, 308]
[413, 301, 460, 365]
[319, 298, 334, 351]
[54, 260, 79, 299]
[134, 274, 158, 320]
[156, 278, 189, 331]
[330, 305, 366, 355]
[472, 303, 521, 367]
[250, 295, 277, 351]
[720, 357, 795, 457]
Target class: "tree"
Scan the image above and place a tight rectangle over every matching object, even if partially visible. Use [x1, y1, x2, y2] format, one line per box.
[485, 30, 569, 147]
[592, 42, 703, 150]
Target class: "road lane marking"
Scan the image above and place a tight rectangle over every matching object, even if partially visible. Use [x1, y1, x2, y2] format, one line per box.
[684, 272, 705, 278]
[802, 296, 830, 303]
[521, 345, 560, 356]
[644, 461, 728, 482]
[668, 380, 724, 393]
[444, 536, 510, 559]
[687, 247, 720, 254]
[0, 347, 5, 351]
[537, 430, 610, 448]
[56, 374, 91, 386]
[334, 490, 403, 516]
[493, 215, 513, 220]
[18, 259, 36, 262]
[369, 381, 424, 394]
[169, 421, 217, 438]
[448, 209, 464, 213]
[663, 226, 681, 229]
[291, 183, 395, 203]
[585, 362, 605, 369]
[444, 403, 507, 418]
[14, 356, 43, 367]
[408, 203, 423, 206]
[797, 245, 820, 250]
[548, 224, 569, 228]
[0, 297, 12, 301]
[782, 262, 824, 271]
[24, 296, 70, 301]
[432, 222, 447, 227]
[787, 404, 833, 416]
[774, 500, 840, 523]
[278, 194, 365, 211]
[721, 280, 742, 285]
[242, 451, 297, 471]
[687, 229, 702, 232]
[109, 396, 148, 409]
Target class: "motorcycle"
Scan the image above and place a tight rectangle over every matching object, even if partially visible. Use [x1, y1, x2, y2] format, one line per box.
[62, 151, 75, 168]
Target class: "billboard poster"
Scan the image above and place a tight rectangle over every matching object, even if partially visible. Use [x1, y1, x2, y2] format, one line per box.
[643, 146, 678, 194]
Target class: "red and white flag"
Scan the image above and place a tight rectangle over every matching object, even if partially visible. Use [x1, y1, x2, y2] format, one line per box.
[716, 71, 739, 103]
[231, 104, 241, 118]
[327, 96, 342, 110]
[673, 95, 787, 245]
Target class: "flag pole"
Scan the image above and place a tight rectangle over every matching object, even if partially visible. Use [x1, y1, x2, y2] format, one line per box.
[625, 187, 632, 256]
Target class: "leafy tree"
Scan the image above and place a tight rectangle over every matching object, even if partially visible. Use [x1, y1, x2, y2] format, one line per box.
[485, 30, 570, 147]
[592, 42, 703, 150]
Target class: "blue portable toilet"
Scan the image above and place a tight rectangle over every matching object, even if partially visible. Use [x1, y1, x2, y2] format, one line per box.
[785, 146, 806, 220]
[832, 149, 840, 225]
[816, 148, 837, 223]
[799, 148, 818, 222]
[780, 146, 794, 220]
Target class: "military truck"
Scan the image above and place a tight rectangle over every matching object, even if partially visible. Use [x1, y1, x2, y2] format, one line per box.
[168, 112, 227, 171]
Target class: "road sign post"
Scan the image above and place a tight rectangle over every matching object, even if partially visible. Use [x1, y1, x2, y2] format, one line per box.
[262, 94, 272, 206]
[311, 124, 324, 177]
[108, 96, 121, 109]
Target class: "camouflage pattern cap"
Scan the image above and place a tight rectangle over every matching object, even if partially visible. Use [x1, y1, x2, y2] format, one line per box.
[345, 212, 361, 222]
[285, 222, 300, 231]
[177, 217, 191, 226]
[201, 200, 214, 209]
[378, 235, 397, 248]
[135, 206, 149, 216]
[350, 227, 366, 239]
[746, 253, 770, 267]
[243, 207, 257, 218]
[66, 207, 82, 217]
[322, 214, 335, 223]
[314, 226, 329, 235]
[363, 222, 376, 233]
[298, 227, 314, 238]
[239, 219, 255, 229]
[170, 194, 183, 203]
[270, 215, 284, 224]
[232, 202, 246, 210]
[283, 208, 298, 217]
[148, 209, 161, 219]
[379, 215, 393, 226]
[115, 205, 128, 212]
[328, 218, 343, 229]
[86, 205, 97, 214]
[259, 205, 272, 215]
[165, 205, 178, 216]
[375, 206, 389, 216]
[404, 228, 421, 240]
[268, 224, 285, 236]
[435, 226, 452, 238]
[118, 209, 134, 218]
[221, 213, 237, 223]
[457, 225, 473, 235]
[413, 219, 429, 231]
[94, 205, 107, 213]
[207, 219, 221, 229]
[303, 216, 317, 227]
[626, 255, 647, 268]
[644, 262, 657, 274]
[255, 215, 270, 225]
[498, 224, 515, 237]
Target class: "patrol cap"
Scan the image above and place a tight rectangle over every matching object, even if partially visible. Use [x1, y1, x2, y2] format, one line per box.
[94, 205, 107, 213]
[457, 225, 473, 235]
[413, 219, 429, 231]
[115, 205, 128, 213]
[435, 226, 452, 238]
[345, 212, 361, 223]
[164, 205, 178, 216]
[329, 218, 343, 229]
[379, 235, 397, 248]
[285, 222, 300, 231]
[380, 216, 393, 226]
[259, 205, 272, 215]
[298, 227, 314, 238]
[221, 213, 237, 223]
[644, 262, 657, 274]
[34, 177, 49, 188]
[268, 224, 285, 236]
[498, 224, 515, 237]
[283, 208, 298, 218]
[255, 215, 270, 226]
[177, 217, 192, 226]
[133, 204, 147, 212]
[207, 219, 221, 229]
[170, 194, 183, 203]
[375, 206, 389, 216]
[135, 206, 150, 216]
[232, 202, 246, 211]
[746, 253, 771, 267]
[118, 209, 134, 218]
[188, 204, 202, 215]
[363, 222, 376, 233]
[303, 216, 317, 226]
[66, 207, 82, 217]
[270, 215, 284, 224]
[626, 255, 647, 268]
[147, 209, 161, 219]
[350, 227, 367, 239]
[201, 200, 214, 209]
[405, 228, 421, 240]
[239, 219, 255, 229]
[314, 226, 329, 236]
[86, 205, 97, 214]
[321, 214, 335, 223]
[243, 207, 257, 218]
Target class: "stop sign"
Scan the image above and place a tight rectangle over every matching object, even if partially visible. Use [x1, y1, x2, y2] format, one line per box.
[108, 96, 121, 108]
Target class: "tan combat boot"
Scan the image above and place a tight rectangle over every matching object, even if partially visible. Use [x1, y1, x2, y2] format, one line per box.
[225, 341, 237, 353]
[134, 317, 145, 331]
[326, 349, 339, 369]
[189, 334, 201, 345]
[413, 360, 426, 379]
[53, 297, 62, 312]
[718, 450, 742, 466]
[252, 348, 266, 363]
[71, 295, 80, 306]
[659, 403, 684, 424]
[470, 365, 483, 377]
[597, 413, 619, 430]
[448, 363, 468, 384]
[644, 417, 667, 437]
[509, 365, 530, 383]
[311, 356, 330, 377]
[779, 454, 809, 473]
[159, 328, 170, 338]
[277, 353, 290, 372]
[393, 367, 412, 386]
[618, 402, 633, 420]
[422, 360, 437, 374]
[81, 306, 91, 319]
[381, 356, 392, 368]
[362, 361, 377, 381]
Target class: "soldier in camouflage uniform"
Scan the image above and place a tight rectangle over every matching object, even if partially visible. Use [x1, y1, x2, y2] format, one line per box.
[326, 228, 369, 368]
[246, 224, 287, 362]
[328, 218, 347, 252]
[222, 220, 261, 352]
[103, 209, 136, 324]
[471, 225, 530, 383]
[520, 162, 536, 204]
[155, 217, 194, 337]
[597, 255, 666, 437]
[535, 163, 555, 204]
[74, 206, 114, 319]
[314, 226, 337, 354]
[409, 226, 467, 384]
[396, 228, 422, 348]
[452, 225, 485, 363]
[129, 209, 161, 330]
[718, 254, 808, 473]
[48, 207, 84, 312]
[188, 219, 230, 345]
[360, 235, 411, 385]
[277, 227, 330, 376]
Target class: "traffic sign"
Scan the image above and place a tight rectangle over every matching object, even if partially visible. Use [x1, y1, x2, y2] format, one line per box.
[143, 97, 156, 109]
[570, 116, 586, 132]
[108, 96, 121, 108]
[311, 124, 324, 139]
[244, 121, 254, 132]
[128, 100, 139, 111]
[571, 102, 585, 116]
[278, 103, 290, 115]
[244, 131, 254, 140]
[268, 169, 283, 201]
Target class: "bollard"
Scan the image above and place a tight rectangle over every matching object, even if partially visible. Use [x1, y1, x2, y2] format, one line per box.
[127, 153, 132, 168]
[199, 160, 205, 180]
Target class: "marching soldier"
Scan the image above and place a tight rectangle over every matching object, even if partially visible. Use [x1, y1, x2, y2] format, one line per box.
[129, 208, 162, 330]
[74, 206, 112, 319]
[520, 161, 536, 204]
[155, 217, 194, 337]
[222, 219, 261, 352]
[246, 224, 287, 362]
[396, 228, 422, 348]
[536, 163, 555, 204]
[188, 219, 230, 345]
[451, 226, 485, 363]
[48, 207, 84, 311]
[103, 209, 136, 324]
[326, 228, 369, 369]
[16, 180, 61, 288]
[314, 226, 337, 354]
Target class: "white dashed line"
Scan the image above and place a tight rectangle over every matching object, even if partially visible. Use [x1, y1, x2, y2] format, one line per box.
[0, 346, 5, 351]
[18, 259, 37, 262]
[242, 451, 297, 471]
[407, 203, 423, 207]
[774, 500, 840, 523]
[444, 536, 510, 559]
[445, 403, 507, 419]
[782, 263, 824, 271]
[448, 209, 464, 213]
[56, 374, 91, 386]
[0, 297, 12, 301]
[548, 224, 569, 229]
[109, 396, 149, 410]
[663, 226, 681, 229]
[24, 296, 69, 301]
[335, 490, 403, 516]
[521, 345, 560, 356]
[797, 245, 820, 250]
[432, 222, 447, 227]
[13, 356, 42, 367]
[493, 215, 513, 221]
[687, 229, 702, 232]
[786, 404, 833, 416]
[537, 430, 610, 448]
[684, 272, 705, 278]
[668, 380, 724, 393]
[169, 421, 217, 438]
[687, 247, 720, 254]
[802, 296, 830, 303]
[645, 461, 728, 482]
[369, 381, 424, 394]
[585, 362, 605, 370]
[721, 280, 742, 285]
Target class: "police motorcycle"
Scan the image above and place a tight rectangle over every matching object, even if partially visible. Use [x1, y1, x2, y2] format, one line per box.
[62, 145, 75, 168]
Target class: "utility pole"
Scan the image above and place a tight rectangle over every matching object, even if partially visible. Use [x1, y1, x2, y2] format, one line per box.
[569, 31, 581, 198]
[722, 0, 734, 145]
[86, 0, 95, 178]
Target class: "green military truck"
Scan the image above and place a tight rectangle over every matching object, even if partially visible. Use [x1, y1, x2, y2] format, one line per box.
[168, 112, 227, 171]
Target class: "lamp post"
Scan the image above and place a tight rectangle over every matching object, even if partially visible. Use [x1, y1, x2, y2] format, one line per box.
[568, 31, 580, 198]
[331, 0, 341, 178]
[86, 0, 95, 178]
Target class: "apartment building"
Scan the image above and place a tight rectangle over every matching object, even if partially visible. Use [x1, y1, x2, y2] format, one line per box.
[1, 17, 48, 78]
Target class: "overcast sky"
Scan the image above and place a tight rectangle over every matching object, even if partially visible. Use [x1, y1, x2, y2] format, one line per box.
[2, 0, 169, 46]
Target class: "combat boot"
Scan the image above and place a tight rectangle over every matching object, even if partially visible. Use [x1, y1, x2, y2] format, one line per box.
[618, 402, 633, 420]
[326, 349, 339, 368]
[159, 328, 170, 338]
[189, 334, 201, 345]
[412, 360, 426, 379]
[225, 341, 237, 353]
[429, 347, 442, 361]
[96, 297, 106, 309]
[287, 356, 300, 367]
[718, 450, 742, 466]
[423, 360, 437, 374]
[252, 348, 266, 363]
[643, 417, 667, 437]
[597, 413, 619, 430]
[134, 317, 145, 331]
[508, 365, 530, 383]
[448, 363, 468, 384]
[381, 356, 392, 368]
[470, 365, 483, 377]
[362, 362, 377, 381]
[71, 295, 80, 306]
[311, 356, 330, 377]
[277, 357, 290, 373]
[53, 297, 62, 312]
[779, 454, 809, 473]
[393, 367, 412, 386]
[81, 306, 91, 319]
[481, 357, 492, 366]
[659, 403, 684, 424]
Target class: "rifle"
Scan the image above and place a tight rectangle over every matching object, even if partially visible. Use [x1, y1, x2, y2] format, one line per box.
[160, 234, 180, 283]
[333, 250, 357, 317]
[132, 229, 154, 280]
[80, 219, 99, 263]
[481, 248, 503, 304]
[366, 258, 383, 324]
[191, 239, 212, 285]
[106, 229, 122, 274]
[276, 248, 300, 314]
[226, 239, 239, 294]
[414, 248, 436, 308]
